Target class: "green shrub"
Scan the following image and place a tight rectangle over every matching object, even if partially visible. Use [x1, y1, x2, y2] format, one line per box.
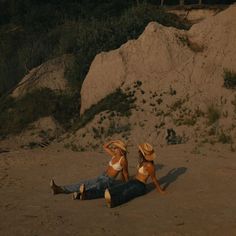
[0, 88, 80, 135]
[169, 86, 177, 96]
[170, 99, 185, 111]
[223, 69, 236, 89]
[177, 35, 204, 52]
[105, 120, 131, 137]
[73, 88, 136, 130]
[232, 96, 236, 113]
[0, 2, 190, 95]
[0, 2, 191, 136]
[182, 118, 197, 126]
[207, 105, 220, 125]
[218, 131, 232, 144]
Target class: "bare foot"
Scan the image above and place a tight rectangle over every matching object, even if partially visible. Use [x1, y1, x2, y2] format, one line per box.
[79, 184, 86, 200]
[50, 179, 64, 195]
[104, 188, 111, 208]
[72, 192, 81, 200]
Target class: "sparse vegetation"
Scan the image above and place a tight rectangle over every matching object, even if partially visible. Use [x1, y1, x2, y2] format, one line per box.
[169, 86, 177, 96]
[230, 143, 235, 152]
[170, 99, 185, 111]
[73, 88, 136, 130]
[177, 34, 204, 52]
[157, 98, 163, 105]
[64, 142, 85, 152]
[231, 96, 236, 113]
[182, 118, 197, 126]
[173, 106, 204, 126]
[0, 1, 193, 138]
[191, 146, 201, 155]
[208, 126, 217, 136]
[0, 2, 191, 97]
[105, 120, 131, 137]
[207, 105, 221, 125]
[218, 131, 232, 144]
[155, 122, 165, 129]
[0, 88, 80, 135]
[223, 69, 236, 89]
[135, 80, 142, 87]
[166, 128, 187, 145]
[195, 107, 205, 118]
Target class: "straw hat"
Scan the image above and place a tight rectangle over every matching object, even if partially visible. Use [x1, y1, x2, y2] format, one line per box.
[138, 143, 156, 161]
[112, 140, 127, 152]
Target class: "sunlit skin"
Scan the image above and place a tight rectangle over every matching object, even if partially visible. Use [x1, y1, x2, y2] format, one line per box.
[103, 140, 129, 182]
[135, 151, 165, 194]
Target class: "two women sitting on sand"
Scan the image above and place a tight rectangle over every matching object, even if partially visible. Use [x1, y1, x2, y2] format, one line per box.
[51, 140, 129, 200]
[50, 140, 165, 207]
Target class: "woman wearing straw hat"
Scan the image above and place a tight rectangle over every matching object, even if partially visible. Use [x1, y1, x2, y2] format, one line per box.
[104, 142, 165, 208]
[50, 140, 129, 200]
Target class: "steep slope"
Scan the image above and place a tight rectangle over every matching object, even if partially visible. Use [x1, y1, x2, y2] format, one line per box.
[70, 5, 236, 150]
[81, 5, 236, 114]
[11, 54, 74, 98]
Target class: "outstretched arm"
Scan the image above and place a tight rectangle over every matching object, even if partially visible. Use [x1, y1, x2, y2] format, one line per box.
[151, 175, 165, 194]
[103, 141, 115, 157]
[121, 159, 129, 182]
[147, 164, 165, 194]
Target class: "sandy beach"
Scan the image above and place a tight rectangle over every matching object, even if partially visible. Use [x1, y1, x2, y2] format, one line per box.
[0, 143, 236, 236]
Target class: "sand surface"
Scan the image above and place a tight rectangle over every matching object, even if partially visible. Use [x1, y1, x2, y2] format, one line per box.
[0, 143, 236, 236]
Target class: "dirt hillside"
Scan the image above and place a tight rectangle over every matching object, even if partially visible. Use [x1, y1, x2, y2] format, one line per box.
[11, 54, 74, 98]
[74, 5, 236, 150]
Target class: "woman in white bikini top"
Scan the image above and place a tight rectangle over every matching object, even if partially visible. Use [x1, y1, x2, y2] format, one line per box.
[50, 140, 129, 200]
[109, 156, 124, 171]
[105, 140, 129, 181]
[135, 143, 163, 188]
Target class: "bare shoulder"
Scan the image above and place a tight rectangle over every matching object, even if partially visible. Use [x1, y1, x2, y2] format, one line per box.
[120, 156, 128, 165]
[145, 162, 155, 171]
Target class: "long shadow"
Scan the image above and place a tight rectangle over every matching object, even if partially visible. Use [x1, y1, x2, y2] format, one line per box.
[155, 164, 165, 171]
[146, 167, 187, 193]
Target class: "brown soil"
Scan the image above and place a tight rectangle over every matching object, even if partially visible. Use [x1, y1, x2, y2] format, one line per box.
[0, 143, 236, 236]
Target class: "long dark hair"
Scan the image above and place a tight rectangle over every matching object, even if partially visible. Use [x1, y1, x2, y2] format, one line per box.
[122, 150, 127, 159]
[138, 151, 154, 165]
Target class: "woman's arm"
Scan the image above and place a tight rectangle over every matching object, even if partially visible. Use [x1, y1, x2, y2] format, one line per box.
[147, 164, 165, 194]
[103, 141, 115, 157]
[121, 159, 129, 182]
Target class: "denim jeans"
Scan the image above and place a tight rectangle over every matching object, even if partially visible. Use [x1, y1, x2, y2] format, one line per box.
[61, 172, 115, 199]
[108, 179, 146, 207]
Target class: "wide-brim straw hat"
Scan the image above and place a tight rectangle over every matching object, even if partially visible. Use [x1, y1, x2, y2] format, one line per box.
[138, 143, 156, 161]
[112, 140, 127, 152]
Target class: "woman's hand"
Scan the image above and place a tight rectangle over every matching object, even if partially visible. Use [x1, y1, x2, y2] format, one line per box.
[147, 164, 166, 195]
[103, 140, 115, 157]
[159, 189, 166, 195]
[104, 140, 114, 147]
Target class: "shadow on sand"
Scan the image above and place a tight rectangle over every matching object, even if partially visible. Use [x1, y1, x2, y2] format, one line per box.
[155, 164, 165, 171]
[146, 167, 187, 192]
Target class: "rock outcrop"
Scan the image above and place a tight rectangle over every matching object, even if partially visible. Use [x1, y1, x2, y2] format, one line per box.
[80, 5, 236, 115]
[11, 54, 74, 98]
[71, 5, 236, 149]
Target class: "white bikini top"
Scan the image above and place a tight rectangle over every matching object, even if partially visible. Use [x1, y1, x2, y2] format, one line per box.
[138, 165, 149, 176]
[109, 156, 124, 171]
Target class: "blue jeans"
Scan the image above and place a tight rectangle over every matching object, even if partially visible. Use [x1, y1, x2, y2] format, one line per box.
[108, 179, 146, 207]
[61, 172, 115, 199]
